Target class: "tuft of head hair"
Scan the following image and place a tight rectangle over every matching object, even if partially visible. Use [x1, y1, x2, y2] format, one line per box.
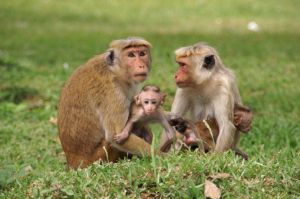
[175, 43, 218, 59]
[142, 84, 160, 93]
[109, 37, 152, 50]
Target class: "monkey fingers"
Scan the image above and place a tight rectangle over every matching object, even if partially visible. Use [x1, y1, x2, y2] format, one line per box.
[114, 132, 129, 144]
[169, 118, 188, 134]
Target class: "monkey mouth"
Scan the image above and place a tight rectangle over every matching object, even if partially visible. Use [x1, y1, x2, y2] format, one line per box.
[134, 73, 148, 77]
[145, 111, 153, 115]
[176, 81, 188, 88]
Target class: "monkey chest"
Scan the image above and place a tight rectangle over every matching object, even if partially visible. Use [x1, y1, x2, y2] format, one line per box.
[192, 97, 215, 120]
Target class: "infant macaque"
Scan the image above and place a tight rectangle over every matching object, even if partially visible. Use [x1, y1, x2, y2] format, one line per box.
[114, 85, 176, 152]
[169, 104, 253, 159]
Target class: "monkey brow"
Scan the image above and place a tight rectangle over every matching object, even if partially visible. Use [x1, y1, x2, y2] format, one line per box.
[144, 98, 157, 102]
[142, 85, 160, 92]
[123, 45, 149, 50]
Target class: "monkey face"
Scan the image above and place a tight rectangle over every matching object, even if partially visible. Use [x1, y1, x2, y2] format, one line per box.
[174, 44, 218, 87]
[182, 130, 199, 145]
[170, 118, 199, 146]
[137, 91, 161, 115]
[174, 57, 194, 88]
[142, 99, 159, 115]
[122, 46, 151, 83]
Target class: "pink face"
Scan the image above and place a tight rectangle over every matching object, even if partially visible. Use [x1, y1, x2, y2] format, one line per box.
[122, 46, 151, 83]
[183, 131, 198, 145]
[174, 57, 193, 87]
[138, 91, 162, 115]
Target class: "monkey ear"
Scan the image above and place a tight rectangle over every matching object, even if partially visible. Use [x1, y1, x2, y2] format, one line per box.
[106, 50, 114, 65]
[160, 93, 167, 105]
[203, 55, 215, 70]
[134, 95, 141, 105]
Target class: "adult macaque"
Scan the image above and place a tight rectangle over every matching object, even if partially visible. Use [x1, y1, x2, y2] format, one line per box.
[170, 104, 253, 160]
[171, 43, 248, 153]
[114, 85, 176, 152]
[58, 37, 163, 169]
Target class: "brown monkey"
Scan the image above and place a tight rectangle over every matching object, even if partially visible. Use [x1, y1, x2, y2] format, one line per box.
[171, 43, 247, 153]
[58, 37, 163, 169]
[114, 85, 176, 152]
[170, 104, 253, 159]
[233, 103, 253, 133]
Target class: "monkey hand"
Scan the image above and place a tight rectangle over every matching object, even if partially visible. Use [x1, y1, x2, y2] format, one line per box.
[169, 118, 188, 133]
[114, 131, 130, 144]
[168, 114, 185, 125]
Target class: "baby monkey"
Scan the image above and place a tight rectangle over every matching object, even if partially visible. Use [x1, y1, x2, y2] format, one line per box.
[114, 85, 175, 152]
[169, 104, 253, 160]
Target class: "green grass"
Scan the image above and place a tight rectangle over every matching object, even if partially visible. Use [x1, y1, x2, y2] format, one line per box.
[0, 0, 299, 198]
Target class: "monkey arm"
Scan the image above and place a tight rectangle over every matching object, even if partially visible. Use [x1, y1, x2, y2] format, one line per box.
[158, 111, 176, 140]
[213, 96, 236, 152]
[121, 118, 135, 135]
[171, 89, 190, 117]
[114, 118, 135, 144]
[102, 107, 153, 156]
[156, 110, 177, 152]
[108, 125, 153, 155]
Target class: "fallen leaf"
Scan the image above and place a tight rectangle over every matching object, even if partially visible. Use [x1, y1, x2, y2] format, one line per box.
[140, 192, 160, 199]
[243, 178, 260, 186]
[204, 180, 221, 199]
[209, 173, 231, 180]
[263, 177, 275, 186]
[49, 117, 58, 125]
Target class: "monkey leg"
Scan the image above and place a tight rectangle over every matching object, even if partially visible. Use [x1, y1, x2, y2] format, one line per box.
[109, 133, 153, 156]
[160, 138, 174, 152]
[214, 120, 236, 152]
[65, 140, 125, 169]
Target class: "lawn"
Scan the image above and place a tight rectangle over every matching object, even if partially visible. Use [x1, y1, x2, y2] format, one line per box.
[0, 0, 299, 198]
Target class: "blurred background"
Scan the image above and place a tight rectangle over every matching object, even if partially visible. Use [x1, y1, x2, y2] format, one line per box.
[0, 0, 299, 197]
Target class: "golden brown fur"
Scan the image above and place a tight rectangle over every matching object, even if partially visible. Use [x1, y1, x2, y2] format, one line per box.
[58, 37, 155, 169]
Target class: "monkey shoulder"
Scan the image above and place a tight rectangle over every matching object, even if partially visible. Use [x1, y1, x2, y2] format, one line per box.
[129, 106, 144, 122]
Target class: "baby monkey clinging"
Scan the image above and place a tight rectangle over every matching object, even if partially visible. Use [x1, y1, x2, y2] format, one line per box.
[114, 85, 175, 152]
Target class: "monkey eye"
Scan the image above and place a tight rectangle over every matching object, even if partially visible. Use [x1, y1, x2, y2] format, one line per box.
[139, 51, 146, 57]
[128, 52, 135, 57]
[144, 100, 149, 104]
[151, 101, 157, 105]
[178, 62, 185, 67]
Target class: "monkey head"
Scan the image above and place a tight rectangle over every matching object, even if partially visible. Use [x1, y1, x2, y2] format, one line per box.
[134, 85, 166, 115]
[170, 117, 200, 146]
[174, 43, 222, 88]
[106, 37, 152, 84]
